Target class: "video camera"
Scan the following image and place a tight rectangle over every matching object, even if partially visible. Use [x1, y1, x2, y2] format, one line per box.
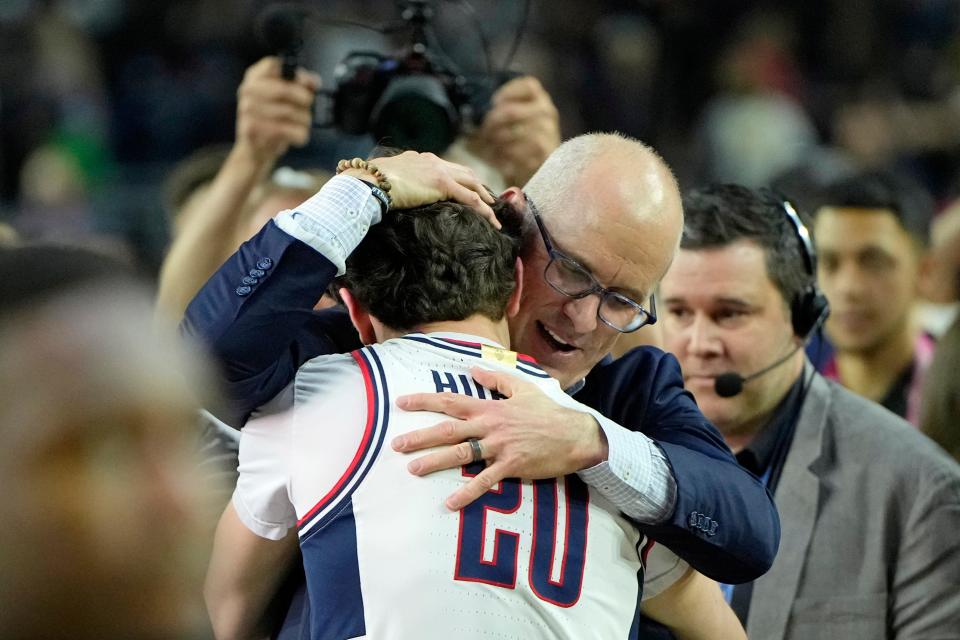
[258, 1, 522, 154]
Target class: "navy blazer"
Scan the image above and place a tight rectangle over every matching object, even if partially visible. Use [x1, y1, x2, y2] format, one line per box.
[184, 220, 780, 585]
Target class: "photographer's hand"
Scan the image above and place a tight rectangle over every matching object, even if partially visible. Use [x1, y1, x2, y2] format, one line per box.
[235, 56, 320, 168]
[470, 76, 561, 187]
[156, 56, 319, 320]
[346, 151, 498, 226]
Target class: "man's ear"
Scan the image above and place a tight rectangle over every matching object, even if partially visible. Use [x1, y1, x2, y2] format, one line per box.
[500, 186, 524, 207]
[506, 256, 524, 318]
[339, 288, 377, 345]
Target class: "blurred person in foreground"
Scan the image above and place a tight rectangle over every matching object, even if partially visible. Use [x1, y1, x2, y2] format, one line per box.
[183, 133, 781, 636]
[920, 315, 960, 461]
[205, 198, 746, 640]
[658, 184, 960, 638]
[0, 246, 215, 640]
[812, 170, 935, 425]
[919, 204, 960, 460]
[157, 56, 560, 320]
[917, 197, 960, 336]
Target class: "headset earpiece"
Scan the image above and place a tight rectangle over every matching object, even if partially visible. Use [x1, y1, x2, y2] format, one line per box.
[781, 200, 830, 339]
[791, 286, 830, 338]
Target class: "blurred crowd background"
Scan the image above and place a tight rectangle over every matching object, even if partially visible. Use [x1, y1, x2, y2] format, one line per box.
[4, 0, 960, 274]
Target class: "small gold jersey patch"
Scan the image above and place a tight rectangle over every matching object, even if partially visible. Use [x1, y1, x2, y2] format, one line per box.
[481, 344, 518, 368]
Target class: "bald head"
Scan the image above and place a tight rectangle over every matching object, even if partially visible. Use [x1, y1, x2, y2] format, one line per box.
[524, 132, 683, 281]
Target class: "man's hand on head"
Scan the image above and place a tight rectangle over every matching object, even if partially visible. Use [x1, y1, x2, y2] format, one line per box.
[358, 151, 498, 226]
[392, 366, 609, 510]
[468, 76, 561, 187]
[235, 56, 320, 166]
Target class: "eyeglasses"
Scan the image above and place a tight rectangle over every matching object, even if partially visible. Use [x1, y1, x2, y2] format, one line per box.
[525, 194, 657, 333]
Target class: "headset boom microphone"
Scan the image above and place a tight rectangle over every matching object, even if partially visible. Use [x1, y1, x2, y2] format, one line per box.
[713, 344, 804, 398]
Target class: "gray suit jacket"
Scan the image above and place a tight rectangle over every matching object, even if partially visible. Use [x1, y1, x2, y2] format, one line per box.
[747, 369, 960, 640]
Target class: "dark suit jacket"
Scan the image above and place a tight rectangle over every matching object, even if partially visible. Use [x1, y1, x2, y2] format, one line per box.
[183, 221, 780, 612]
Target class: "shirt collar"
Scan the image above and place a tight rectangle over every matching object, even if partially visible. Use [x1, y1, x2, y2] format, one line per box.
[564, 378, 586, 396]
[736, 375, 806, 477]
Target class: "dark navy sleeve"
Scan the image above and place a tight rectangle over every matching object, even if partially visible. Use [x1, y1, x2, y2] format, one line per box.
[181, 220, 361, 427]
[575, 346, 781, 584]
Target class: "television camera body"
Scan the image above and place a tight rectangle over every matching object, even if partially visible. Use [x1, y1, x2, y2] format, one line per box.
[260, 0, 518, 154]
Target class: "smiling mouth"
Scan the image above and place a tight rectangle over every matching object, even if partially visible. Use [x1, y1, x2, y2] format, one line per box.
[537, 321, 578, 352]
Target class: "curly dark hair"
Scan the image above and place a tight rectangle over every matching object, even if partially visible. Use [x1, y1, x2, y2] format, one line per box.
[338, 199, 523, 331]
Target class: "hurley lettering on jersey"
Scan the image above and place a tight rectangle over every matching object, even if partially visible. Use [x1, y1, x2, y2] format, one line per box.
[432, 369, 506, 399]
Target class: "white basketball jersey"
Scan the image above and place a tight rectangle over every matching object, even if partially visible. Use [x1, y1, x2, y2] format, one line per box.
[234, 332, 688, 640]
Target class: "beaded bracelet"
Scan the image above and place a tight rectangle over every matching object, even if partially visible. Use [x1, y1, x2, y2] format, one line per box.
[335, 157, 392, 194]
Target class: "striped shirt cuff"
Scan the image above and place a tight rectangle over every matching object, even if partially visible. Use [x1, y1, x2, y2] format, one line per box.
[578, 414, 677, 524]
[274, 175, 383, 275]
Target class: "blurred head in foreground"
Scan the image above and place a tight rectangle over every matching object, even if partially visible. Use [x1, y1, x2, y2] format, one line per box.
[0, 247, 214, 639]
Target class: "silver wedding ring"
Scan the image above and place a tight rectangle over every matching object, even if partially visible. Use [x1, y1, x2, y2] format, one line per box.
[467, 437, 483, 464]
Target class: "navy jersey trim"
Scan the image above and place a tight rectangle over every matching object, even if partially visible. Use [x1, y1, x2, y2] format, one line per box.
[301, 500, 367, 639]
[298, 347, 391, 539]
[400, 335, 551, 379]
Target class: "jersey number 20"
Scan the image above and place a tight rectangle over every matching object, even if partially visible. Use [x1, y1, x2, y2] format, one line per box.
[453, 465, 589, 607]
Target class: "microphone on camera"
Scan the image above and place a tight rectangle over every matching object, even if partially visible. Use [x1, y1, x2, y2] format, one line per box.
[713, 343, 804, 398]
[257, 4, 308, 80]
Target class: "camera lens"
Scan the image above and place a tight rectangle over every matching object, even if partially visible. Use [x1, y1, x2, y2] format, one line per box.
[370, 76, 459, 154]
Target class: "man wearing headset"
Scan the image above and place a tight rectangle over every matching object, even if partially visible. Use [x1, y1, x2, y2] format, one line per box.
[656, 184, 960, 639]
